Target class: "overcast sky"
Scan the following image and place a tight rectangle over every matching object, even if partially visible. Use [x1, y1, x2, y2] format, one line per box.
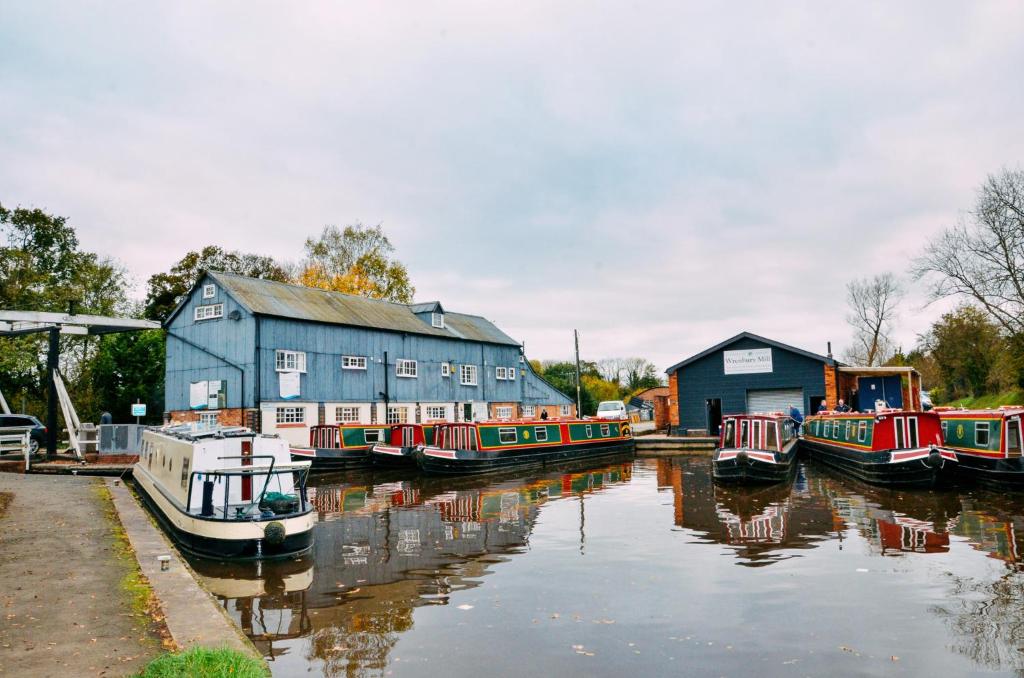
[3, 2, 1023, 372]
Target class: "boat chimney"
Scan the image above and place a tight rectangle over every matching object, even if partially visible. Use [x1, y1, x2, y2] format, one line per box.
[827, 341, 833, 360]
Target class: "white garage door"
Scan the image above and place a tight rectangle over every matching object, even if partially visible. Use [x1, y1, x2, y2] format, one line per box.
[746, 388, 804, 415]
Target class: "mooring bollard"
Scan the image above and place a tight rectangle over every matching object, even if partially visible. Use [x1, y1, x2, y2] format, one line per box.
[157, 555, 172, 571]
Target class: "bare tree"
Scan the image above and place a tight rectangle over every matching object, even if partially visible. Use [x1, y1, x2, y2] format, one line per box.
[844, 273, 903, 366]
[915, 169, 1024, 337]
[596, 358, 626, 385]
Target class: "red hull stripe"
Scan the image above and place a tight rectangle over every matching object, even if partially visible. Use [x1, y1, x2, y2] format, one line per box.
[372, 445, 405, 455]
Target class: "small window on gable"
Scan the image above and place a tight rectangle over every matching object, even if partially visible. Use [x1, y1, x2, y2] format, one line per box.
[202, 284, 216, 299]
[441, 363, 451, 378]
[432, 312, 444, 329]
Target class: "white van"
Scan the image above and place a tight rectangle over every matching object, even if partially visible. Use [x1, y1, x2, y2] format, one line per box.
[595, 401, 627, 420]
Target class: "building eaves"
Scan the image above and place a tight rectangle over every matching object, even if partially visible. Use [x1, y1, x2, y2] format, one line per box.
[666, 331, 839, 374]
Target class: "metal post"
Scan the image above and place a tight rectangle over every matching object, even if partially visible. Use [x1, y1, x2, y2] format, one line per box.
[574, 330, 582, 417]
[46, 327, 59, 457]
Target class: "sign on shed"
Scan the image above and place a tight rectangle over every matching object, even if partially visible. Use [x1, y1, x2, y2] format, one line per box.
[723, 348, 773, 375]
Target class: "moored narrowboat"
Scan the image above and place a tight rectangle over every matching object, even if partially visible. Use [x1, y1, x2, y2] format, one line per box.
[370, 424, 436, 466]
[801, 411, 957, 487]
[935, 408, 1024, 484]
[416, 418, 634, 474]
[134, 425, 315, 560]
[713, 413, 799, 484]
[290, 424, 390, 471]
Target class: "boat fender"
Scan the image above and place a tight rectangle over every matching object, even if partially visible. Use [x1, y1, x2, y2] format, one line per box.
[264, 521, 286, 546]
[736, 450, 748, 464]
[927, 448, 943, 468]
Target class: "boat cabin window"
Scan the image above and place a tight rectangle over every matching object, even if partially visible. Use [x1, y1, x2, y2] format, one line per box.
[823, 421, 831, 438]
[858, 421, 868, 442]
[535, 426, 549, 442]
[180, 458, 190, 488]
[364, 429, 383, 444]
[845, 422, 853, 440]
[1007, 420, 1022, 458]
[833, 421, 841, 440]
[941, 421, 948, 438]
[907, 417, 919, 448]
[895, 418, 906, 448]
[499, 427, 517, 444]
[585, 425, 593, 438]
[723, 419, 736, 448]
[739, 420, 749, 447]
[976, 422, 990, 447]
[766, 422, 778, 450]
[752, 420, 762, 449]
[600, 423, 610, 437]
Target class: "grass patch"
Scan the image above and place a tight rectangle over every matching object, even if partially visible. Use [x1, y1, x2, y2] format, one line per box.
[137, 646, 268, 678]
[937, 390, 1024, 409]
[0, 491, 12, 520]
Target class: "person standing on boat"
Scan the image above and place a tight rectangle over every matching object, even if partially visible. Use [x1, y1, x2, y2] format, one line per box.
[789, 405, 804, 434]
[836, 399, 851, 413]
[817, 400, 829, 413]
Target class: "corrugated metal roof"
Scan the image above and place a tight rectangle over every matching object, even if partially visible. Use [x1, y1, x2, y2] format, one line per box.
[210, 272, 520, 346]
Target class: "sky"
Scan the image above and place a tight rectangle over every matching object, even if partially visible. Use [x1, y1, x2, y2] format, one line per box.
[2, 2, 1023, 373]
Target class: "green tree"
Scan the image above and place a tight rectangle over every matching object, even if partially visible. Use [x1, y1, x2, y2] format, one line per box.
[927, 306, 1008, 401]
[299, 223, 414, 302]
[88, 329, 166, 424]
[144, 245, 291, 321]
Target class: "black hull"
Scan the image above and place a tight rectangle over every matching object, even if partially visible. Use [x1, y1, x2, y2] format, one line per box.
[954, 453, 1024, 485]
[132, 481, 313, 561]
[713, 453, 797, 485]
[417, 440, 636, 475]
[801, 440, 954, 488]
[291, 447, 372, 471]
[369, 447, 418, 467]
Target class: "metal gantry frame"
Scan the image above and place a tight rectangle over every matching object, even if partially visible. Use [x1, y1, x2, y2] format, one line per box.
[0, 310, 160, 457]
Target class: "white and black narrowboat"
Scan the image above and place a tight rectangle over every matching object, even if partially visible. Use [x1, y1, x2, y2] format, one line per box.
[416, 418, 634, 475]
[134, 425, 315, 559]
[290, 424, 390, 471]
[801, 410, 957, 488]
[713, 413, 799, 484]
[936, 408, 1024, 485]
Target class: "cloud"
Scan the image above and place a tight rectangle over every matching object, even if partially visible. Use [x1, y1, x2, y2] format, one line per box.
[2, 1, 1023, 372]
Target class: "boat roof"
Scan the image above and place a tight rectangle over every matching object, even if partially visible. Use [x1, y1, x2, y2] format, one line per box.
[722, 412, 791, 419]
[148, 424, 258, 441]
[932, 407, 1024, 417]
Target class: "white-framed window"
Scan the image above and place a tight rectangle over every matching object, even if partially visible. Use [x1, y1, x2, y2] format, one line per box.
[534, 426, 548, 442]
[585, 424, 593, 438]
[336, 406, 360, 423]
[498, 427, 517, 444]
[202, 284, 216, 299]
[600, 423, 610, 437]
[460, 364, 478, 386]
[496, 406, 513, 419]
[432, 312, 445, 328]
[387, 406, 409, 424]
[823, 421, 831, 438]
[275, 350, 307, 373]
[496, 367, 507, 380]
[194, 304, 224, 321]
[396, 359, 418, 378]
[276, 406, 305, 424]
[858, 421, 868, 442]
[976, 421, 990, 447]
[509, 367, 516, 381]
[364, 428, 384, 444]
[425, 406, 448, 421]
[342, 356, 367, 370]
[198, 412, 219, 427]
[522, 405, 536, 418]
[441, 363, 451, 377]
[560, 405, 572, 417]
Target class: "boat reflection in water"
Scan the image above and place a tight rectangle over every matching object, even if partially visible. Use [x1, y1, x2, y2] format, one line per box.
[658, 457, 837, 566]
[191, 458, 632, 675]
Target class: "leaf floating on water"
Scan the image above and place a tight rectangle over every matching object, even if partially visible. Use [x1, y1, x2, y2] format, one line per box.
[457, 604, 474, 610]
[839, 645, 855, 653]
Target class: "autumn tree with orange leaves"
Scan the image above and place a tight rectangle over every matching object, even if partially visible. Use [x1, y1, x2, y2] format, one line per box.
[297, 223, 415, 303]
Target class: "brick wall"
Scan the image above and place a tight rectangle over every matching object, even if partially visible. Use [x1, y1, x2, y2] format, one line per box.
[653, 395, 670, 430]
[823, 365, 837, 409]
[168, 408, 254, 427]
[489, 402, 519, 419]
[668, 371, 680, 432]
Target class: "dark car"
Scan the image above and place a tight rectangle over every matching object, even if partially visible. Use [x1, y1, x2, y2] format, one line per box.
[0, 414, 46, 454]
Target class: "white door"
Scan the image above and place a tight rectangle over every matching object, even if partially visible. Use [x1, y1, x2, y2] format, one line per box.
[746, 388, 804, 416]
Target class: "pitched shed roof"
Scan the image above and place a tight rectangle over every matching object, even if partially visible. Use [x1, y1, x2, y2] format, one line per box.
[200, 272, 520, 346]
[666, 331, 838, 374]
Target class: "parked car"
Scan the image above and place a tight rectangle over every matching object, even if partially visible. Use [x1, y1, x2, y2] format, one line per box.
[0, 414, 46, 454]
[595, 401, 628, 420]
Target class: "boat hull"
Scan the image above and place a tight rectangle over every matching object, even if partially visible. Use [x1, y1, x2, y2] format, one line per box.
[801, 439, 956, 488]
[369, 444, 418, 467]
[713, 446, 798, 485]
[133, 469, 315, 560]
[290, 446, 372, 471]
[952, 453, 1024, 485]
[417, 440, 635, 475]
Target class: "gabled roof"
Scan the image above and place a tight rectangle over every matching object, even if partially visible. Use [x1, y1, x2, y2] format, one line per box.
[666, 331, 838, 374]
[408, 301, 445, 315]
[170, 272, 520, 346]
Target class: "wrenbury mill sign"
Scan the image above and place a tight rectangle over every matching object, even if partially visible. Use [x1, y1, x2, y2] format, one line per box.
[723, 348, 773, 375]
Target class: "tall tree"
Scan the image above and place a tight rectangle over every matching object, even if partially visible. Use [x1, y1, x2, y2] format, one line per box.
[144, 245, 291, 321]
[844, 273, 903, 366]
[916, 169, 1024, 337]
[926, 306, 1010, 401]
[621, 357, 663, 392]
[298, 223, 414, 302]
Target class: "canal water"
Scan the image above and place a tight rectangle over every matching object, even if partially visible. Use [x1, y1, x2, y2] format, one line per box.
[188, 456, 1024, 677]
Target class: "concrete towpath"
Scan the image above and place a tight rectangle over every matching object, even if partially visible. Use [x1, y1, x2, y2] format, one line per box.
[0, 473, 161, 676]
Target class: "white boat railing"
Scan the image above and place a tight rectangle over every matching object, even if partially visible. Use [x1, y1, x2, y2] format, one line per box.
[185, 455, 311, 520]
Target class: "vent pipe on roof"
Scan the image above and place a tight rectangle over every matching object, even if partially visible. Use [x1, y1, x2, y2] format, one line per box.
[827, 341, 833, 360]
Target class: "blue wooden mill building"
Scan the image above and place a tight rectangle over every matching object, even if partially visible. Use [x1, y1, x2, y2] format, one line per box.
[163, 272, 574, 445]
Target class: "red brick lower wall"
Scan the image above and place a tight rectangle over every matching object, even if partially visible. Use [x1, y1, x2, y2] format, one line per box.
[168, 409, 255, 427]
[668, 372, 680, 431]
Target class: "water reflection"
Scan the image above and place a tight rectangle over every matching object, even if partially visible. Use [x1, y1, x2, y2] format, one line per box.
[186, 455, 1024, 677]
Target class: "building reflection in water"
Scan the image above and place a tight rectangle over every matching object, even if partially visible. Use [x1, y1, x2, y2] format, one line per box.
[191, 460, 632, 676]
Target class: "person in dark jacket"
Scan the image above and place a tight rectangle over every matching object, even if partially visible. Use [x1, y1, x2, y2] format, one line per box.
[817, 400, 829, 413]
[788, 406, 804, 434]
[835, 399, 851, 413]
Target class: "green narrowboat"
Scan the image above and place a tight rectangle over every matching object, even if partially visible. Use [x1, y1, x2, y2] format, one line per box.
[417, 418, 635, 474]
[935, 408, 1024, 484]
[290, 424, 390, 471]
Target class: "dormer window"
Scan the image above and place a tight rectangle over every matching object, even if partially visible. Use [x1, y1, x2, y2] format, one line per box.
[432, 312, 445, 329]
